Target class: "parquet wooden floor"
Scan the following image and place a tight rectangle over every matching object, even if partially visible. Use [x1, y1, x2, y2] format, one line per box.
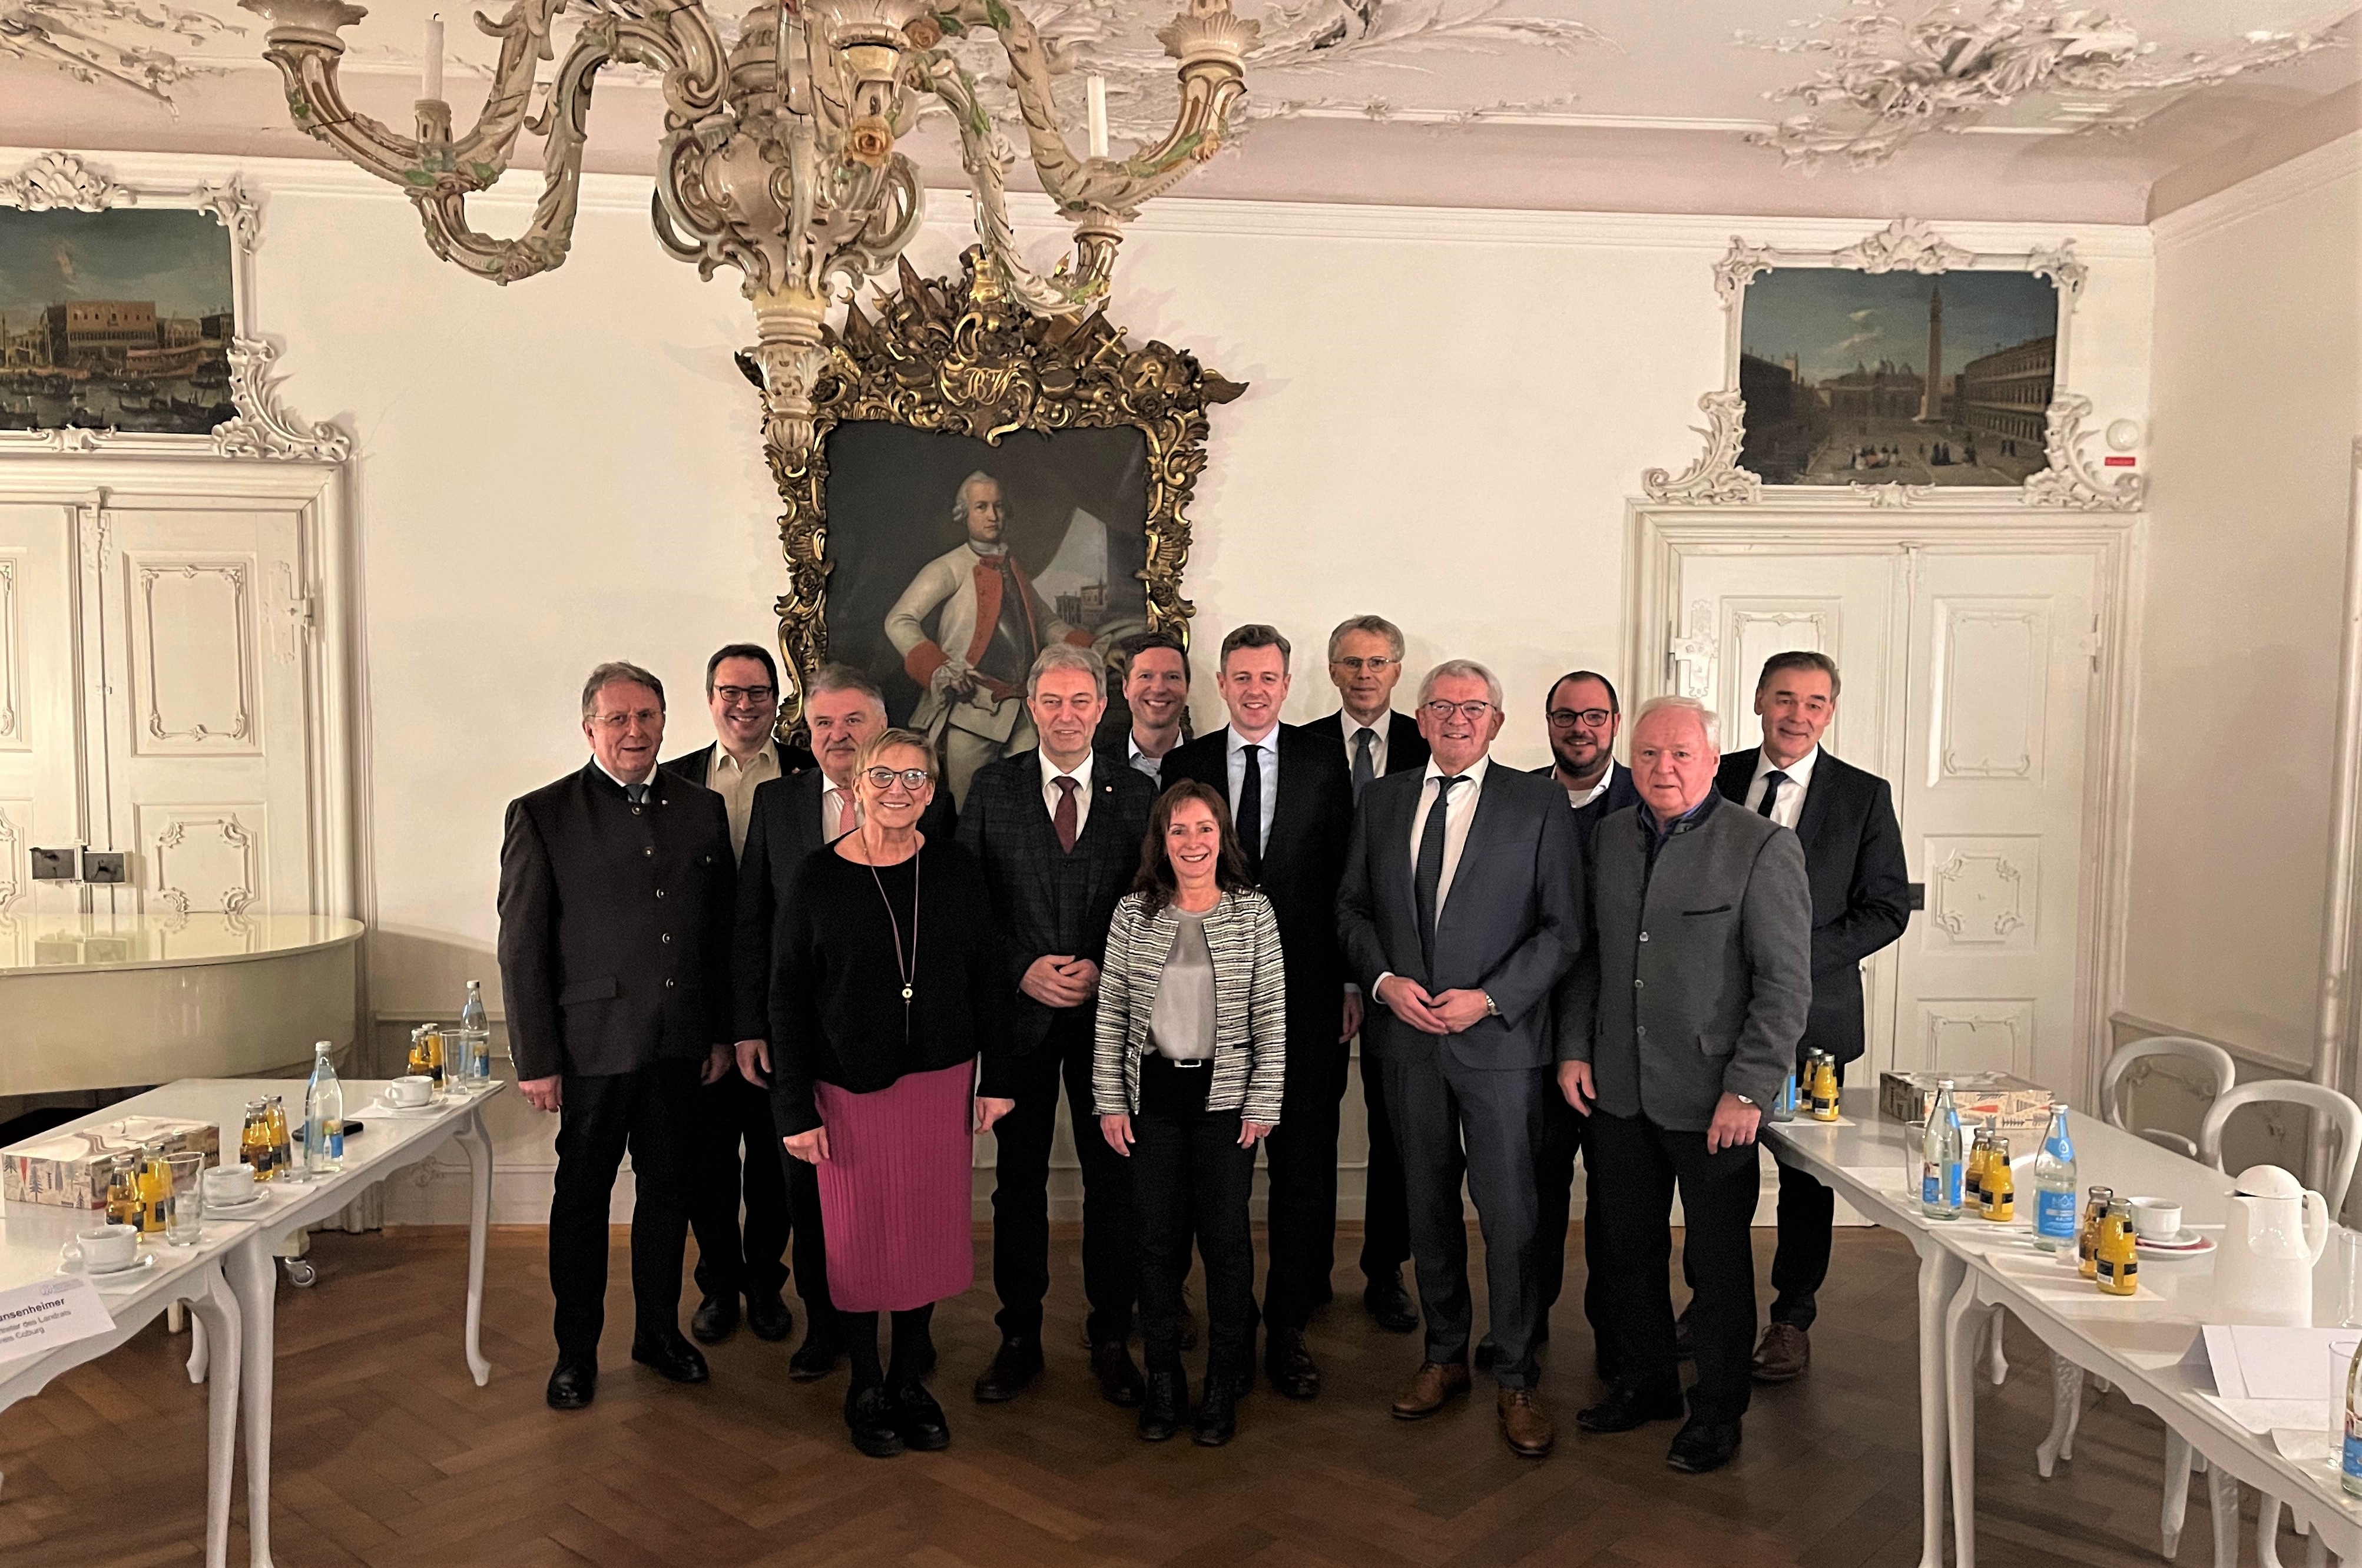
[0, 1224, 2305, 1567]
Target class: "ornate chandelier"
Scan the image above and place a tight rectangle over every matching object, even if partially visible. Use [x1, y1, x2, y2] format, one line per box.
[236, 0, 1256, 456]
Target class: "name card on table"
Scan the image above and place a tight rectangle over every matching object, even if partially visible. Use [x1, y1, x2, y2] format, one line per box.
[0, 1276, 115, 1360]
[2191, 1323, 2361, 1435]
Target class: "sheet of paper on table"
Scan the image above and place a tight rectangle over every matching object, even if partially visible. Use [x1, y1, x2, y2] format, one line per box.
[2192, 1324, 2362, 1435]
[0, 1274, 115, 1360]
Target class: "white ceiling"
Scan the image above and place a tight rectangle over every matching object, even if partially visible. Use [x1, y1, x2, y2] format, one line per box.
[2, 0, 2356, 221]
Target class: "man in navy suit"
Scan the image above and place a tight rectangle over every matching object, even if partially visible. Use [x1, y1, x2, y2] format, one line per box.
[1711, 651, 1909, 1383]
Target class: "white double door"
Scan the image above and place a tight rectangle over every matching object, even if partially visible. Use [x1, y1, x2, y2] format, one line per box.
[1667, 538, 2106, 1093]
[0, 493, 324, 954]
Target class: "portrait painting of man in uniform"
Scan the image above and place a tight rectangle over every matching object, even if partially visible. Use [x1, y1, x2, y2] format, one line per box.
[820, 420, 1153, 806]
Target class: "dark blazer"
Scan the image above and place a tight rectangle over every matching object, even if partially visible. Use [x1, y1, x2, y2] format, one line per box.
[959, 750, 1157, 1055]
[1534, 759, 1640, 841]
[1310, 709, 1429, 781]
[1160, 722, 1354, 1035]
[733, 765, 955, 1042]
[1336, 760, 1584, 1072]
[1714, 747, 1910, 1066]
[658, 740, 820, 799]
[496, 761, 736, 1081]
[1557, 795, 1813, 1129]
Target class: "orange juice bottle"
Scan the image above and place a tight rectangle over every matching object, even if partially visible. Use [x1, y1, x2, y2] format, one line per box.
[2095, 1201, 2139, 1296]
[1980, 1139, 2015, 1222]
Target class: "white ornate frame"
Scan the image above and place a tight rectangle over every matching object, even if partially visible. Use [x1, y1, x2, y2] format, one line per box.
[1642, 216, 2142, 513]
[0, 150, 349, 462]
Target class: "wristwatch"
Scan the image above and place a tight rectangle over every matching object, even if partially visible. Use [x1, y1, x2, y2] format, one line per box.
[1482, 991, 1500, 1019]
[1732, 1093, 1757, 1107]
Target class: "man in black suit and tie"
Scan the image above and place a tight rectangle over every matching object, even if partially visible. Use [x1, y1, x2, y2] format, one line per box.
[1162, 624, 1356, 1398]
[1529, 670, 1641, 1368]
[730, 663, 953, 1380]
[657, 644, 813, 1353]
[1712, 651, 1909, 1384]
[1337, 658, 1583, 1458]
[1317, 613, 1427, 1334]
[962, 645, 1158, 1408]
[498, 661, 737, 1410]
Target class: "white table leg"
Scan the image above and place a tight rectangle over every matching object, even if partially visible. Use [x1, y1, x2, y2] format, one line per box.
[187, 1311, 210, 1385]
[186, 1264, 243, 1568]
[227, 1238, 279, 1568]
[2208, 1462, 2242, 1568]
[1986, 1302, 2008, 1385]
[2164, 1431, 2195, 1559]
[459, 1109, 493, 1387]
[2261, 1497, 2289, 1568]
[1944, 1267, 1985, 1568]
[1914, 1240, 1966, 1568]
[2037, 1353, 2083, 1477]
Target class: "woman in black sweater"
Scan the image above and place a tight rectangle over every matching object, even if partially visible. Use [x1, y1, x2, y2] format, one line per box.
[770, 729, 1013, 1458]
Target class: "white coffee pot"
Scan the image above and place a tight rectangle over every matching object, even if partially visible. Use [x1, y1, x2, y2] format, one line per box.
[2211, 1164, 2331, 1327]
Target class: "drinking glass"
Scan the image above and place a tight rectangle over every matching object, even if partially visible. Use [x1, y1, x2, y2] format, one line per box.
[2340, 1231, 2362, 1329]
[164, 1152, 207, 1245]
[449, 1027, 491, 1090]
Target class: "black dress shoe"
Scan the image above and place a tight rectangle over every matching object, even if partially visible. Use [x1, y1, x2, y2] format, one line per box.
[1138, 1368, 1187, 1442]
[545, 1360, 597, 1410]
[1667, 1418, 1743, 1473]
[1266, 1327, 1320, 1400]
[1574, 1384, 1686, 1434]
[789, 1327, 842, 1381]
[1091, 1339, 1147, 1407]
[972, 1336, 1043, 1404]
[893, 1383, 951, 1451]
[845, 1384, 904, 1458]
[690, 1292, 739, 1345]
[1674, 1302, 1696, 1360]
[1363, 1272, 1419, 1334]
[746, 1291, 793, 1343]
[1193, 1367, 1238, 1447]
[631, 1331, 711, 1384]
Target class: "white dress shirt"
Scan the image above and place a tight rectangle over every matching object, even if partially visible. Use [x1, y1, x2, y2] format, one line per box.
[1745, 744, 1819, 830]
[1410, 752, 1491, 913]
[820, 774, 860, 843]
[703, 741, 781, 856]
[1225, 725, 1281, 848]
[1565, 768, 1613, 811]
[1039, 748, 1096, 836]
[1341, 712, 1390, 777]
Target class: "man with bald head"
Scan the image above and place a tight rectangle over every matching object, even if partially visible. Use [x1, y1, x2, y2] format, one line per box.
[1556, 695, 1810, 1474]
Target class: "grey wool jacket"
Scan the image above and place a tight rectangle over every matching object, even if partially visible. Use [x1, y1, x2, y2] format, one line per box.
[1092, 889, 1289, 1125]
[1556, 792, 1813, 1131]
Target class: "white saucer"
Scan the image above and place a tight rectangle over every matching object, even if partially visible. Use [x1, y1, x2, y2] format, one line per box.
[204, 1189, 267, 1211]
[64, 1252, 157, 1281]
[2135, 1228, 2215, 1255]
[368, 1099, 442, 1118]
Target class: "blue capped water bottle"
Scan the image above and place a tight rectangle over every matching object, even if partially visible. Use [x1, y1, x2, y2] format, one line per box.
[2032, 1105, 2079, 1250]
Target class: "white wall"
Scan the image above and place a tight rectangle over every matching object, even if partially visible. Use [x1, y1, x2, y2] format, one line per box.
[2119, 135, 2362, 1070]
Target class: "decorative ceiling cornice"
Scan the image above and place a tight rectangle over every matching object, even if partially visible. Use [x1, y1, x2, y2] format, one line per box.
[0, 0, 244, 106]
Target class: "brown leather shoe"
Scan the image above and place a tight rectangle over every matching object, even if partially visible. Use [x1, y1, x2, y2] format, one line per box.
[1498, 1388, 1555, 1458]
[1390, 1360, 1471, 1420]
[1751, 1322, 1810, 1384]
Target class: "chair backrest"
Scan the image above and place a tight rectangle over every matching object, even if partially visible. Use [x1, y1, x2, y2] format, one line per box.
[2101, 1035, 2237, 1152]
[2198, 1078, 2362, 1214]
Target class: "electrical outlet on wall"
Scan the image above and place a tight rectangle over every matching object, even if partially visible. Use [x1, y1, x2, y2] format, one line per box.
[81, 851, 127, 884]
[30, 847, 78, 881]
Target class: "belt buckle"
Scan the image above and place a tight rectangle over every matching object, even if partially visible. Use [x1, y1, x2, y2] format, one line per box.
[1172, 1057, 1208, 1070]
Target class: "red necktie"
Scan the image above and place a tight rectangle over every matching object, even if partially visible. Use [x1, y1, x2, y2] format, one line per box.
[829, 787, 857, 841]
[1053, 775, 1079, 853]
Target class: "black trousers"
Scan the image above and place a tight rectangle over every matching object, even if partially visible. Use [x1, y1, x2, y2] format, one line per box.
[688, 1072, 798, 1303]
[1356, 1042, 1411, 1284]
[549, 1060, 699, 1360]
[1586, 1105, 1760, 1425]
[1261, 1030, 1349, 1332]
[1768, 1150, 1835, 1330]
[989, 1011, 1138, 1345]
[1534, 1088, 1618, 1375]
[1134, 1097, 1256, 1374]
[1379, 1052, 1548, 1390]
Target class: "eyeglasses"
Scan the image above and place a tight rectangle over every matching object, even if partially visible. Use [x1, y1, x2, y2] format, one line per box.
[864, 766, 932, 791]
[1423, 700, 1495, 722]
[1546, 707, 1614, 730]
[589, 708, 661, 731]
[714, 685, 776, 707]
[1333, 657, 1397, 673]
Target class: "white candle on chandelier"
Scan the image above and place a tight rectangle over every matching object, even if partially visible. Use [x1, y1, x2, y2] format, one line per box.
[423, 12, 445, 101]
[1086, 73, 1108, 159]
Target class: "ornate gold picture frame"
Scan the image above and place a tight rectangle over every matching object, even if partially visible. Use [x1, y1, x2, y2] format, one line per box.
[761, 248, 1242, 783]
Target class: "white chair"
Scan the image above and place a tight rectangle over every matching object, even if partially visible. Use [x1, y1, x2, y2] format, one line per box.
[2159, 1079, 2361, 1568]
[2038, 1036, 2239, 1483]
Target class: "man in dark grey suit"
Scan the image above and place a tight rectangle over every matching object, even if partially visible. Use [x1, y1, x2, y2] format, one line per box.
[1559, 695, 1811, 1475]
[1337, 658, 1583, 1459]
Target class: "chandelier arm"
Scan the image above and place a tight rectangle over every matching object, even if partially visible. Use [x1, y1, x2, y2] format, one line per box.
[826, 155, 926, 293]
[925, 55, 1109, 315]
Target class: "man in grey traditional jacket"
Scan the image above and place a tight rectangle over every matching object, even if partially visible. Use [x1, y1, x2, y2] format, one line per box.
[1555, 694, 1811, 1476]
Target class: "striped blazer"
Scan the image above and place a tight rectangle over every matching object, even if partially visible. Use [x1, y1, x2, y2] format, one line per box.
[1091, 889, 1288, 1124]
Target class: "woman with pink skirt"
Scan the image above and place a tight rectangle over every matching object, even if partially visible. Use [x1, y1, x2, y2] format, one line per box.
[771, 729, 1015, 1457]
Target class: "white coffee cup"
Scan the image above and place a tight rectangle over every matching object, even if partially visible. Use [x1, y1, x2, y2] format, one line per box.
[204, 1162, 258, 1205]
[387, 1075, 434, 1108]
[2128, 1195, 2183, 1240]
[62, 1223, 140, 1272]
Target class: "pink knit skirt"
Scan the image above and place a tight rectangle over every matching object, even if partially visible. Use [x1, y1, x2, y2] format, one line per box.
[811, 1059, 977, 1312]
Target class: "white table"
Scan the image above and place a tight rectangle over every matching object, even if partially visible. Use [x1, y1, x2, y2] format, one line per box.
[0, 1191, 254, 1568]
[38, 1079, 502, 1568]
[1764, 1112, 1972, 1568]
[1930, 1121, 2362, 1568]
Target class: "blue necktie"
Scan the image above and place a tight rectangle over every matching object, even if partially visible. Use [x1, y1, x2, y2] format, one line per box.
[1237, 742, 1263, 874]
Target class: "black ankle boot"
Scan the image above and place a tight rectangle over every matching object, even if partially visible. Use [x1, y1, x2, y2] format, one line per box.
[1193, 1364, 1239, 1447]
[1139, 1367, 1187, 1442]
[845, 1383, 903, 1458]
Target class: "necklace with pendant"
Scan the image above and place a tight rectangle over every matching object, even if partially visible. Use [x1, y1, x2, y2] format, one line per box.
[867, 848, 920, 1033]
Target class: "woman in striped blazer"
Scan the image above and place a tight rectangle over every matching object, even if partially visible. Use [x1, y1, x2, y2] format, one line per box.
[1094, 780, 1287, 1447]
